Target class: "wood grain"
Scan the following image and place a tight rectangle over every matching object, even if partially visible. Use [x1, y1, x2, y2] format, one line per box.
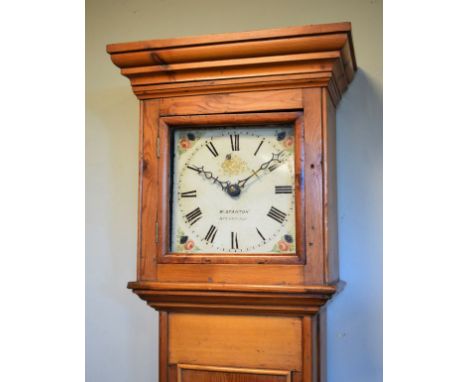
[120, 53, 338, 87]
[120, 51, 339, 76]
[160, 111, 301, 126]
[132, 72, 332, 102]
[136, 101, 144, 279]
[107, 22, 356, 100]
[107, 22, 352, 53]
[169, 313, 302, 371]
[302, 88, 325, 284]
[159, 89, 302, 116]
[128, 282, 337, 316]
[139, 99, 159, 280]
[323, 90, 339, 283]
[177, 364, 291, 382]
[302, 316, 313, 382]
[155, 264, 304, 285]
[294, 115, 307, 265]
[180, 369, 287, 382]
[112, 33, 347, 68]
[128, 280, 340, 294]
[160, 311, 169, 382]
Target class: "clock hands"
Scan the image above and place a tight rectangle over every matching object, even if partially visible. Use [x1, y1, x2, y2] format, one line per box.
[186, 164, 233, 194]
[236, 151, 286, 190]
[187, 151, 286, 198]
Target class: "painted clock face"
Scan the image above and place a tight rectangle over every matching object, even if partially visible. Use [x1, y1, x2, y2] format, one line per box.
[170, 125, 296, 254]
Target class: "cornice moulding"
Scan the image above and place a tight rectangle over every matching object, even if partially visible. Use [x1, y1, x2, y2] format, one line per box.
[107, 22, 357, 104]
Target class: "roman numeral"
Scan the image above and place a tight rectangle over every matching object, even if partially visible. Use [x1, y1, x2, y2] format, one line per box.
[256, 227, 266, 241]
[254, 139, 264, 156]
[230, 134, 240, 151]
[181, 190, 197, 198]
[231, 232, 239, 249]
[275, 185, 293, 194]
[267, 206, 287, 224]
[204, 225, 218, 243]
[185, 207, 202, 226]
[206, 141, 219, 157]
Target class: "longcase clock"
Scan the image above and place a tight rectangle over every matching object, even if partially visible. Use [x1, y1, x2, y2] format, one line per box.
[107, 22, 357, 382]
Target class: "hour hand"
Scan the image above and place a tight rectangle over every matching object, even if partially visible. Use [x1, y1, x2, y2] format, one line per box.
[186, 164, 230, 192]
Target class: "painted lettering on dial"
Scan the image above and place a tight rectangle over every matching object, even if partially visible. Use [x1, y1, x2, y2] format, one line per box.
[185, 207, 202, 226]
[206, 141, 219, 157]
[231, 232, 239, 249]
[254, 139, 264, 156]
[230, 134, 240, 151]
[204, 225, 218, 243]
[256, 227, 266, 241]
[267, 206, 287, 224]
[181, 190, 197, 198]
[275, 185, 292, 194]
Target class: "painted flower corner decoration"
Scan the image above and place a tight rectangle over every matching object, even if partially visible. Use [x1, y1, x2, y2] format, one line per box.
[277, 130, 294, 152]
[177, 132, 201, 155]
[272, 233, 295, 253]
[175, 229, 200, 252]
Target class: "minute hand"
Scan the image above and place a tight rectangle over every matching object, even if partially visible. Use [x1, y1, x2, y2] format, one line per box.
[237, 151, 285, 189]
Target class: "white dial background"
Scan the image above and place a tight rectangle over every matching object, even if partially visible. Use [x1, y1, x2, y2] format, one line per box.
[170, 126, 296, 254]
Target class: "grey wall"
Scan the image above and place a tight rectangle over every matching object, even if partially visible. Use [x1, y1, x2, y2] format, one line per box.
[86, 1, 382, 381]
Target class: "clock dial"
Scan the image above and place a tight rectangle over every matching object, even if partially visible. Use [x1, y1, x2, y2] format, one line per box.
[171, 125, 296, 254]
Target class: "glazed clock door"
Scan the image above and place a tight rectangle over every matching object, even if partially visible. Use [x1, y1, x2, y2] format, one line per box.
[157, 112, 305, 265]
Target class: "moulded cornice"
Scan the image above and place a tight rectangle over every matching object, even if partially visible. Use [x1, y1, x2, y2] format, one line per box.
[107, 22, 357, 105]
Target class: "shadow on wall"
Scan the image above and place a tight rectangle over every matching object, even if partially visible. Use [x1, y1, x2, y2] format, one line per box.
[327, 69, 383, 382]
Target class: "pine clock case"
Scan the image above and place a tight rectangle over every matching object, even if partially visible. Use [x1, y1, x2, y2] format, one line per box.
[108, 22, 356, 382]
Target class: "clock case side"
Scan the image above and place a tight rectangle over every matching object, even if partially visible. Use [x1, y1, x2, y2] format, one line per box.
[323, 90, 339, 284]
[302, 88, 339, 285]
[136, 99, 160, 280]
